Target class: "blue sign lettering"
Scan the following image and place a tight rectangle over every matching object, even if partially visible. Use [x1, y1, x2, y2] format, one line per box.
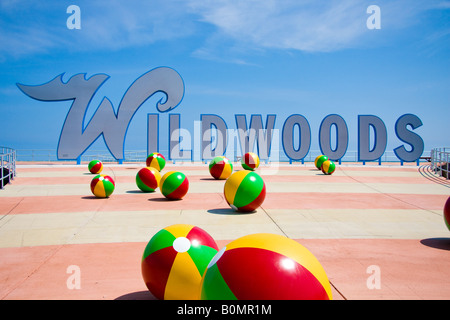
[17, 67, 424, 164]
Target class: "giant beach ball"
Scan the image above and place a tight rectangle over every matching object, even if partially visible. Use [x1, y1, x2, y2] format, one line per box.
[141, 224, 219, 300]
[241, 152, 260, 171]
[209, 156, 233, 180]
[146, 152, 166, 171]
[444, 196, 450, 231]
[314, 155, 328, 170]
[200, 233, 332, 300]
[136, 167, 161, 192]
[224, 170, 266, 212]
[88, 159, 103, 174]
[160, 171, 189, 200]
[321, 160, 336, 175]
[90, 174, 115, 198]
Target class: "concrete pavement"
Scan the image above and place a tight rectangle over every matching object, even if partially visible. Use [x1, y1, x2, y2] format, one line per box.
[0, 162, 449, 300]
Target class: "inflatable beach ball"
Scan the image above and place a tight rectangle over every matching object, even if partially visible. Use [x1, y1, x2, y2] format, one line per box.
[90, 174, 115, 198]
[314, 155, 328, 170]
[444, 196, 450, 231]
[321, 160, 336, 175]
[160, 171, 189, 200]
[224, 170, 266, 212]
[141, 224, 219, 300]
[88, 159, 103, 174]
[146, 152, 166, 171]
[136, 167, 161, 192]
[200, 233, 332, 300]
[241, 152, 260, 171]
[209, 156, 233, 180]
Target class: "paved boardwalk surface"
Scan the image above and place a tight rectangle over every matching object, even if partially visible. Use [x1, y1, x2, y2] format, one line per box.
[1, 162, 449, 300]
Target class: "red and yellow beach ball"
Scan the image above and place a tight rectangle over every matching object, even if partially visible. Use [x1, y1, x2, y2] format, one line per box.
[136, 167, 161, 192]
[209, 156, 233, 180]
[241, 152, 260, 171]
[444, 196, 450, 231]
[224, 170, 266, 212]
[90, 174, 115, 198]
[160, 171, 189, 200]
[200, 233, 332, 300]
[146, 152, 166, 171]
[88, 159, 103, 174]
[141, 224, 219, 300]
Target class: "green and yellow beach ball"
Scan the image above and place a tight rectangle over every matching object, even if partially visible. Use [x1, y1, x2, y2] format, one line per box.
[314, 155, 328, 170]
[321, 160, 336, 175]
[224, 170, 266, 212]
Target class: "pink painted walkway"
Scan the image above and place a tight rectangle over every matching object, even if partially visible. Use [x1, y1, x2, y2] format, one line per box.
[0, 162, 449, 300]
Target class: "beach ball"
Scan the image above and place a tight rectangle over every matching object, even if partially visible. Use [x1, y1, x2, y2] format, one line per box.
[321, 160, 336, 175]
[314, 155, 328, 170]
[444, 196, 450, 231]
[88, 159, 103, 174]
[224, 170, 266, 212]
[90, 174, 115, 198]
[241, 152, 260, 171]
[141, 224, 219, 300]
[209, 156, 233, 180]
[200, 233, 332, 300]
[146, 152, 166, 171]
[160, 171, 189, 200]
[136, 167, 161, 192]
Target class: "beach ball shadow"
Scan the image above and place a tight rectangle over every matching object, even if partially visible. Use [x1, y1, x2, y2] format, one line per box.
[115, 290, 156, 300]
[420, 238, 450, 251]
[207, 208, 256, 215]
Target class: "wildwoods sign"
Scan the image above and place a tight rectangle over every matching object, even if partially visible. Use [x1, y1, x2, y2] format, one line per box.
[18, 67, 424, 164]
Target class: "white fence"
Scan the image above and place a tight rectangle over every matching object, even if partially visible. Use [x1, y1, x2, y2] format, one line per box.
[430, 148, 450, 179]
[1, 147, 16, 189]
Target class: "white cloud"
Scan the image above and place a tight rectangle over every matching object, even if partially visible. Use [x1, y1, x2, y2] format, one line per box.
[187, 0, 369, 53]
[0, 0, 447, 61]
[186, 0, 450, 60]
[0, 0, 197, 59]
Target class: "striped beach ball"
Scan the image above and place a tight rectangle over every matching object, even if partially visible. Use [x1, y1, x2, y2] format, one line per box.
[90, 174, 115, 198]
[141, 224, 219, 300]
[241, 152, 260, 171]
[314, 155, 328, 170]
[88, 159, 103, 174]
[321, 160, 336, 175]
[209, 156, 233, 180]
[224, 170, 266, 212]
[444, 196, 450, 231]
[146, 152, 166, 171]
[200, 233, 333, 300]
[160, 171, 189, 200]
[136, 167, 161, 192]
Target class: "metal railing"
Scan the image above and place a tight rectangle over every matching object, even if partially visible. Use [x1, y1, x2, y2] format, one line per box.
[15, 148, 430, 165]
[1, 147, 16, 189]
[430, 148, 450, 179]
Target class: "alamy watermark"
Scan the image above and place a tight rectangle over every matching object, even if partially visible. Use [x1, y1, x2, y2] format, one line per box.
[67, 5, 81, 30]
[66, 265, 81, 290]
[366, 265, 381, 290]
[367, 5, 381, 30]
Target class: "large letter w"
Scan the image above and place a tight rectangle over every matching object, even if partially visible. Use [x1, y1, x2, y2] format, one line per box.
[17, 67, 184, 161]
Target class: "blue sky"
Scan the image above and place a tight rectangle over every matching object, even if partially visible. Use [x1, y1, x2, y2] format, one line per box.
[0, 0, 449, 160]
